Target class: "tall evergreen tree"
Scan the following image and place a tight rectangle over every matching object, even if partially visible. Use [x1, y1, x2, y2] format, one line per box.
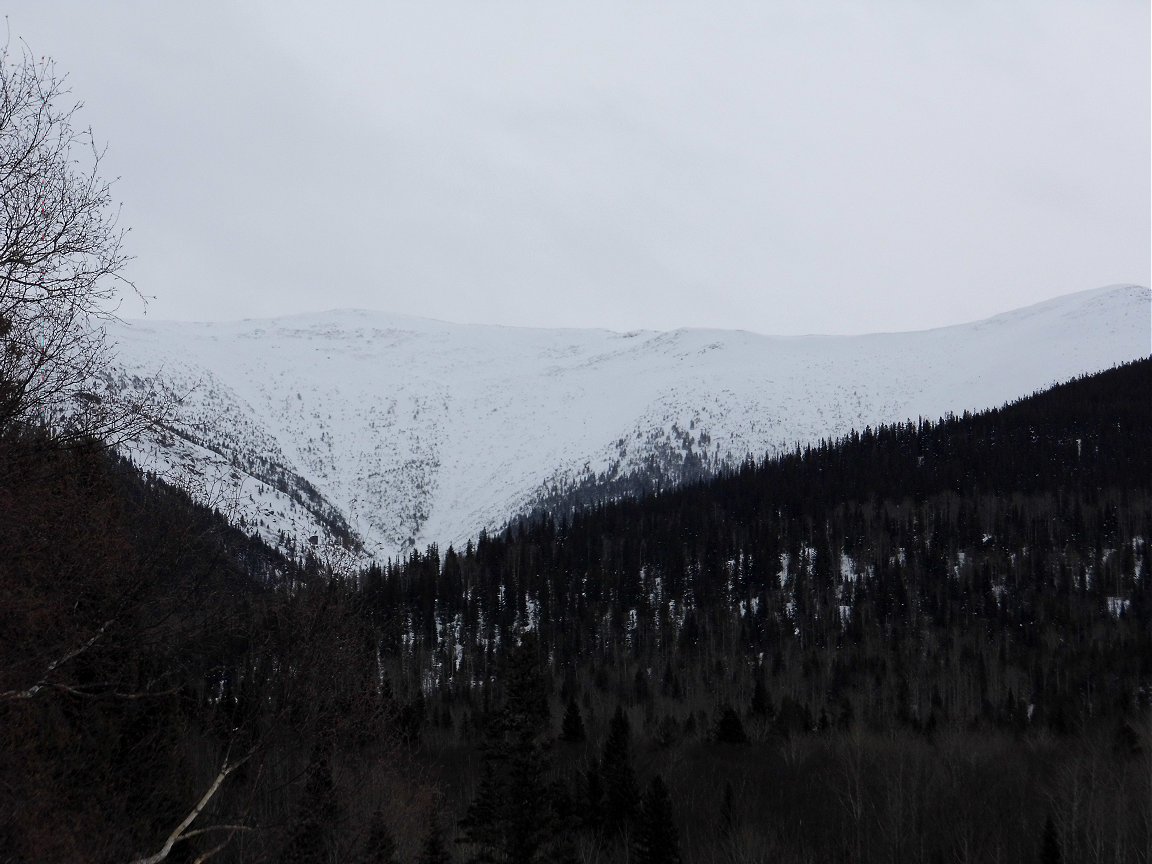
[582, 759, 605, 830]
[720, 781, 736, 833]
[363, 809, 400, 864]
[750, 670, 772, 718]
[601, 705, 640, 833]
[560, 698, 586, 743]
[418, 819, 453, 864]
[1038, 817, 1062, 864]
[714, 705, 748, 744]
[281, 743, 339, 864]
[632, 776, 682, 864]
[459, 635, 563, 863]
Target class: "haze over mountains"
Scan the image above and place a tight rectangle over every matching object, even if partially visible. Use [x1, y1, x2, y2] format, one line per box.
[106, 284, 1150, 560]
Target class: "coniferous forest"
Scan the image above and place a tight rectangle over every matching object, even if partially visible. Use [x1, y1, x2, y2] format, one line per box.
[2, 359, 1150, 863]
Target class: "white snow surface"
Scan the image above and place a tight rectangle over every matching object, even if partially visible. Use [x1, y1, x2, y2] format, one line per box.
[106, 284, 1150, 562]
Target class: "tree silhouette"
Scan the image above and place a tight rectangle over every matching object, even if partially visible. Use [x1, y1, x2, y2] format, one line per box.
[0, 41, 159, 443]
[601, 706, 639, 833]
[1038, 816, 1062, 864]
[418, 819, 453, 864]
[560, 698, 586, 743]
[281, 743, 339, 864]
[715, 705, 748, 744]
[632, 776, 682, 864]
[459, 635, 562, 863]
[363, 809, 400, 864]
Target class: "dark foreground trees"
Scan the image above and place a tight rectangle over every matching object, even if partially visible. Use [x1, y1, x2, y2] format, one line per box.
[632, 776, 682, 864]
[0, 421, 440, 862]
[458, 636, 570, 864]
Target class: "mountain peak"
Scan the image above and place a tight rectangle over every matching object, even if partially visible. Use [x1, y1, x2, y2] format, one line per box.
[109, 286, 1150, 561]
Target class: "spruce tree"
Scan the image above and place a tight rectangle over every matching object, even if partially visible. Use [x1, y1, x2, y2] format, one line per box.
[560, 698, 586, 743]
[583, 759, 605, 829]
[459, 634, 562, 863]
[720, 781, 735, 833]
[601, 705, 639, 832]
[714, 705, 748, 744]
[281, 743, 339, 864]
[1039, 816, 1062, 864]
[363, 809, 400, 864]
[418, 820, 453, 864]
[750, 671, 772, 718]
[632, 776, 682, 864]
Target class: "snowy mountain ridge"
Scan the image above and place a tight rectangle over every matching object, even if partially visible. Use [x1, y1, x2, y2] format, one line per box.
[106, 285, 1151, 562]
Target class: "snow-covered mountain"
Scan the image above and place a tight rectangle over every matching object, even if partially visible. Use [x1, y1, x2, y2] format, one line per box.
[106, 285, 1150, 562]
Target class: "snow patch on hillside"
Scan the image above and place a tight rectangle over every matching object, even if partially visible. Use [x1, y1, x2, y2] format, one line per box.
[107, 285, 1150, 562]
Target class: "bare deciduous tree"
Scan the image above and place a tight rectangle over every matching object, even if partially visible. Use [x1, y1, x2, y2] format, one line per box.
[0, 38, 158, 442]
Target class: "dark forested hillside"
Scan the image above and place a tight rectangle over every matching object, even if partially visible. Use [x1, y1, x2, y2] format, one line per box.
[366, 359, 1152, 863]
[2, 360, 1149, 863]
[0, 430, 417, 864]
[380, 360, 1150, 727]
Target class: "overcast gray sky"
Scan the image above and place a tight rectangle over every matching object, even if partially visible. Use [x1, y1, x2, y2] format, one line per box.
[10, 1, 1150, 334]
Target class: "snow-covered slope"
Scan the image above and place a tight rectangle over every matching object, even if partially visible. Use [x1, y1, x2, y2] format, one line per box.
[106, 285, 1150, 561]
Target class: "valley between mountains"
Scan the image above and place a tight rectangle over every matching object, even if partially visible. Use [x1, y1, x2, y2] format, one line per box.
[106, 284, 1151, 560]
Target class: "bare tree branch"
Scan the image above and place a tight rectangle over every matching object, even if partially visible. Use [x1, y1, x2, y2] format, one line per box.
[0, 40, 162, 445]
[127, 752, 251, 864]
[0, 618, 113, 700]
[187, 837, 238, 864]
